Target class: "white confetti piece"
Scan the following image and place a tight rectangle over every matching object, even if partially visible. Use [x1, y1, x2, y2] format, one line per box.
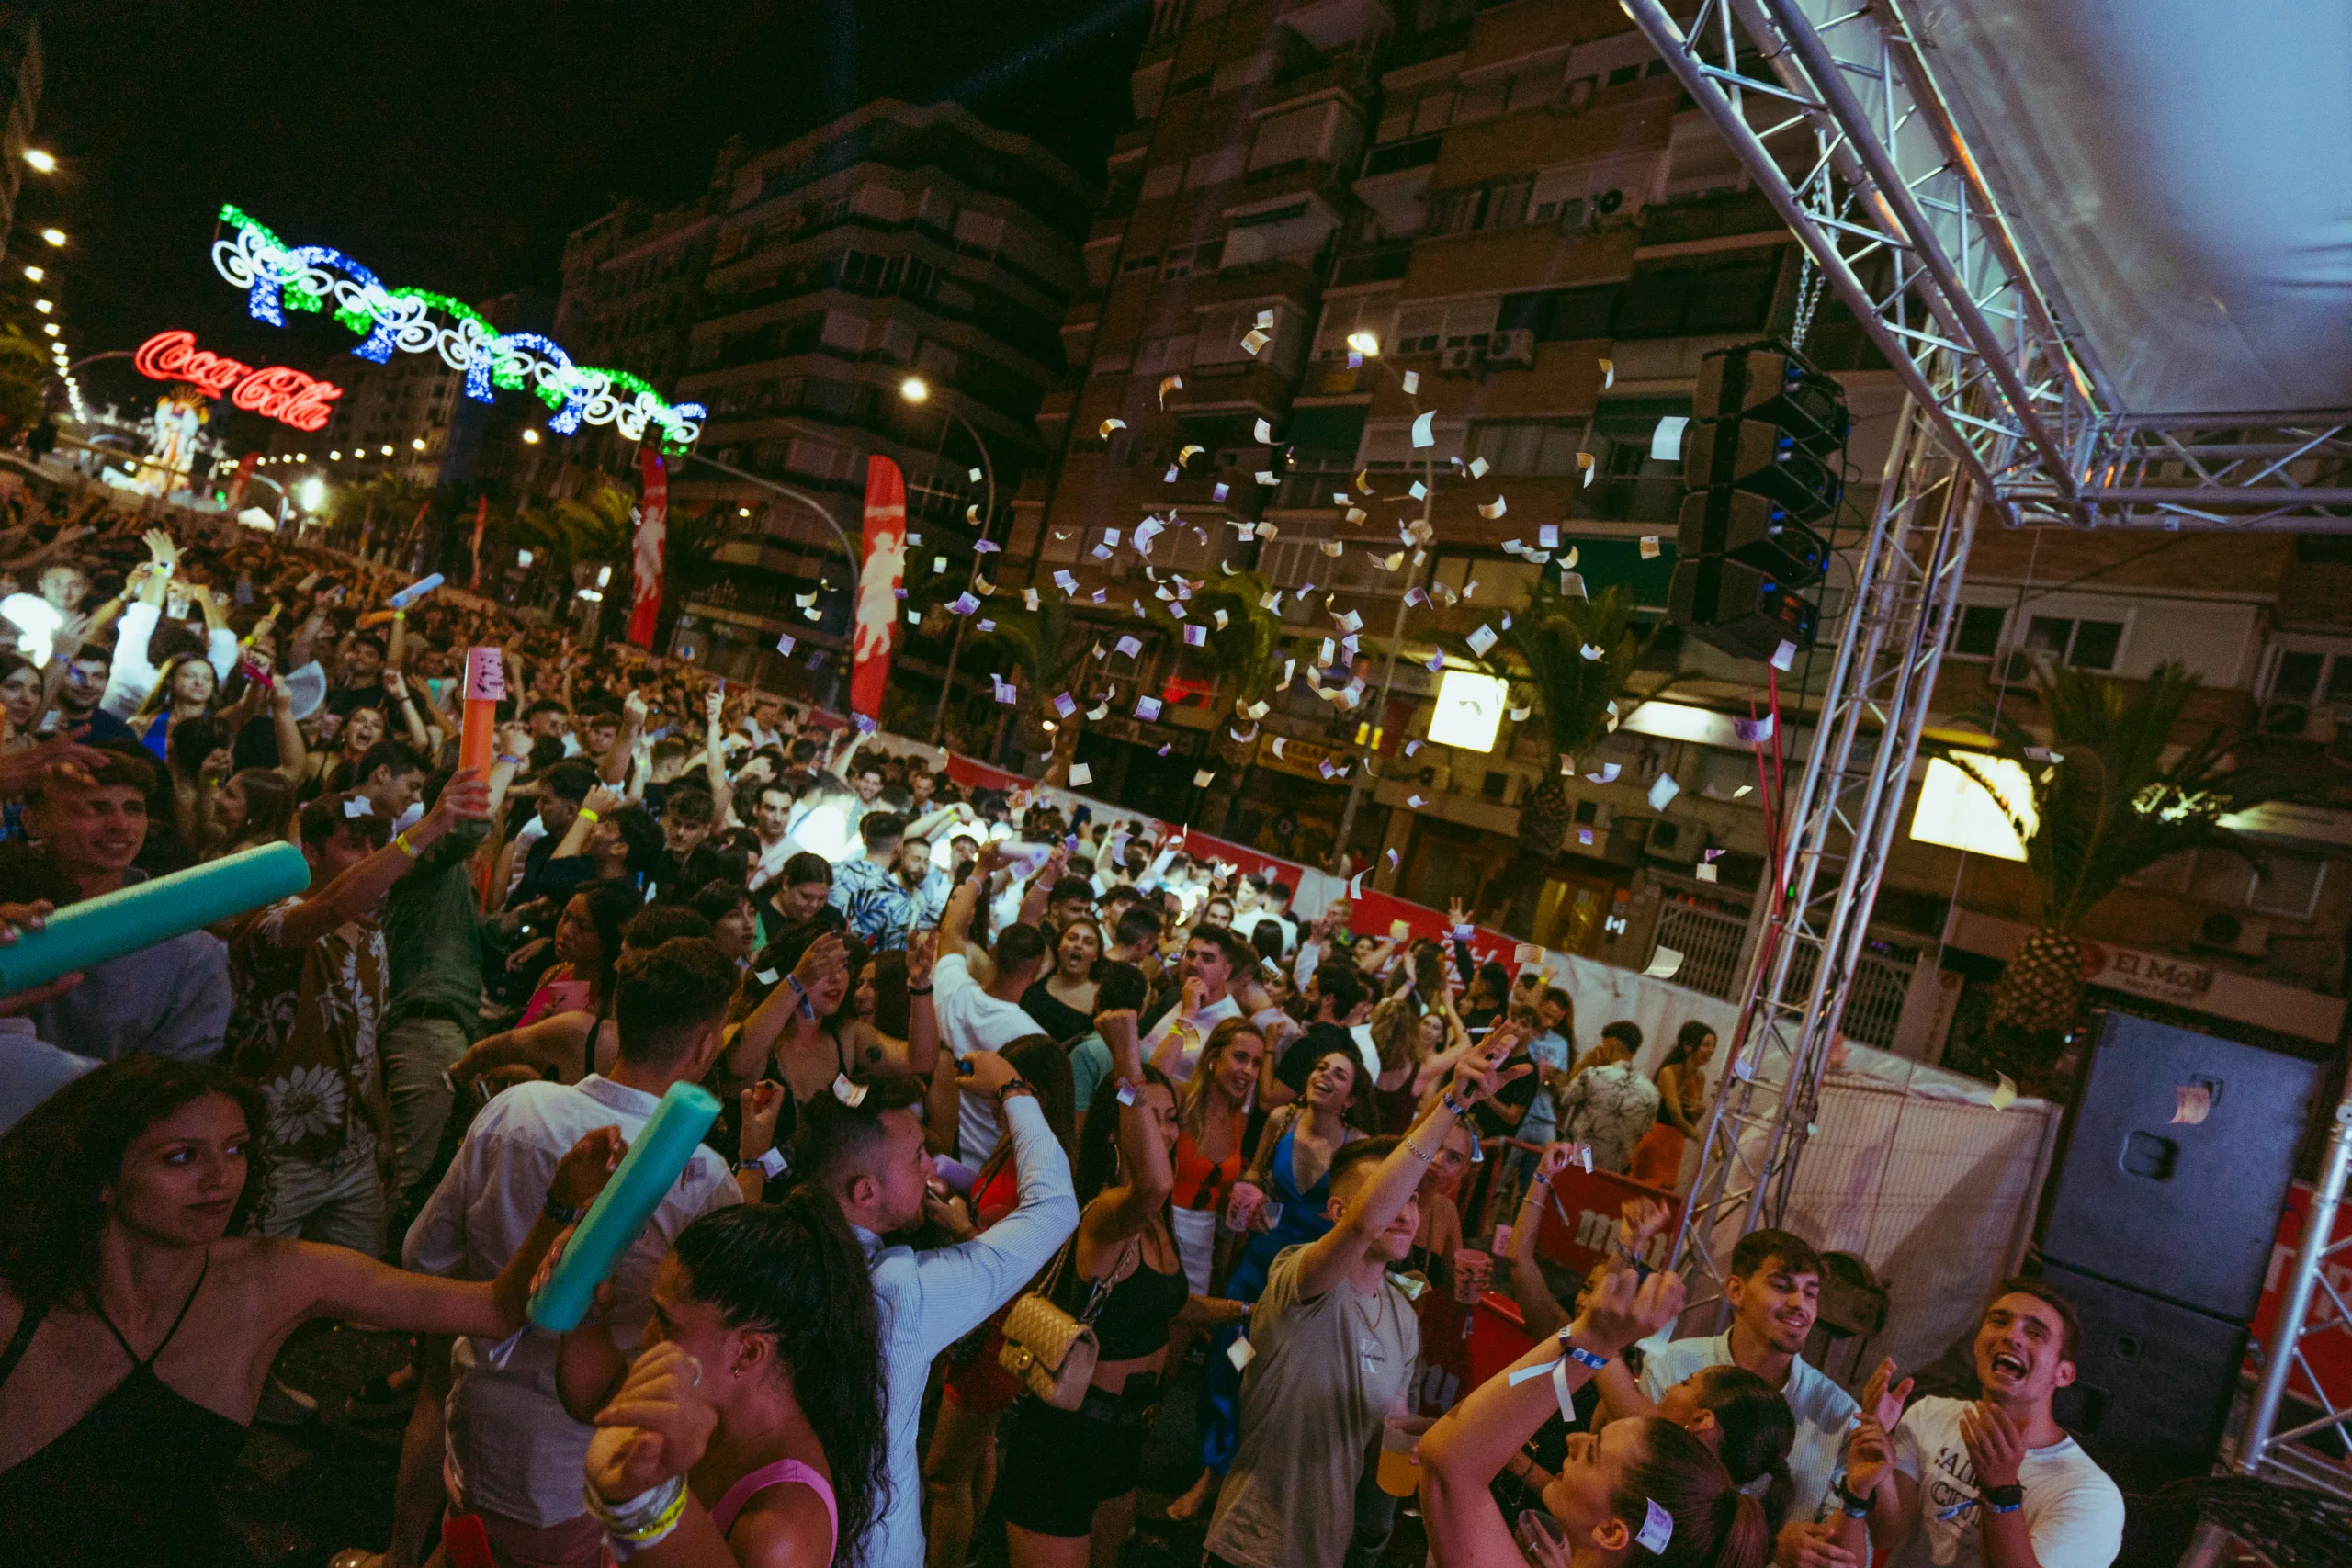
[1403, 738, 1422, 757]
[1479, 494, 1508, 520]
[1559, 571, 1587, 599]
[1334, 609, 1363, 634]
[1733, 784, 1753, 798]
[1184, 624, 1206, 646]
[1115, 635, 1142, 658]
[1734, 714, 1775, 744]
[1255, 308, 1274, 330]
[775, 633, 797, 654]
[1508, 705, 1531, 722]
[1135, 694, 1162, 720]
[1385, 847, 1399, 868]
[1408, 794, 1426, 808]
[1401, 369, 1419, 395]
[1990, 1074, 2018, 1111]
[1254, 417, 1272, 443]
[1212, 481, 1229, 501]
[1099, 417, 1125, 437]
[1053, 692, 1076, 718]
[1069, 762, 1093, 786]
[1580, 642, 1605, 660]
[1193, 769, 1216, 787]
[1772, 639, 1798, 671]
[1640, 535, 1660, 559]
[1599, 356, 1614, 389]
[1578, 828, 1594, 845]
[1177, 443, 1204, 468]
[1645, 946, 1684, 980]
[906, 607, 923, 626]
[1466, 624, 1497, 656]
[1240, 328, 1269, 355]
[1648, 773, 1680, 811]
[1559, 753, 1576, 774]
[1468, 456, 1490, 479]
[1586, 763, 1621, 784]
[1411, 411, 1435, 448]
[1650, 415, 1690, 462]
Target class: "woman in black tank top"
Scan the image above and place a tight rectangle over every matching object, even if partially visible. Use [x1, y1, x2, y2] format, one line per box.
[0, 1058, 620, 1567]
[995, 1010, 1252, 1565]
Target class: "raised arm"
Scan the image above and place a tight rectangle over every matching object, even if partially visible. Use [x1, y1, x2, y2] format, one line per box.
[1419, 1267, 1684, 1564]
[909, 1050, 1079, 1352]
[300, 1125, 621, 1339]
[1017, 845, 1069, 929]
[1081, 1010, 1174, 1247]
[1293, 1026, 1528, 1303]
[270, 770, 490, 948]
[600, 691, 646, 786]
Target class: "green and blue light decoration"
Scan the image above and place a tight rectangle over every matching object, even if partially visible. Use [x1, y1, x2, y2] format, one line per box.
[209, 203, 704, 449]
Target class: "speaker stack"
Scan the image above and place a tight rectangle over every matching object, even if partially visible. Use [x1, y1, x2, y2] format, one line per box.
[2034, 1010, 2324, 1494]
[1668, 340, 1847, 661]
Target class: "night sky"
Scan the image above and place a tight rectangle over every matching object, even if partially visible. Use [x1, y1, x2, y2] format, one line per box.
[31, 0, 1146, 412]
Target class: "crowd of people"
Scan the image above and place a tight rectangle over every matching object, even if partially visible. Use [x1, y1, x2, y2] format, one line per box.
[0, 500, 2124, 1568]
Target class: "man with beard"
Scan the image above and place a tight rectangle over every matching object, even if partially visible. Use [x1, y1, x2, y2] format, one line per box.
[1838, 1281, 2122, 1568]
[1636, 1227, 1860, 1560]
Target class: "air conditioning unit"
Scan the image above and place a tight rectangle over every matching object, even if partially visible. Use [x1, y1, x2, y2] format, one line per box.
[2193, 911, 2270, 957]
[1439, 344, 1480, 375]
[1487, 328, 1536, 367]
[1644, 818, 1706, 863]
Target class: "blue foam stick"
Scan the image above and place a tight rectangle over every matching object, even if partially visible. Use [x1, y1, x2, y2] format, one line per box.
[389, 573, 444, 610]
[0, 841, 310, 995]
[527, 1082, 721, 1333]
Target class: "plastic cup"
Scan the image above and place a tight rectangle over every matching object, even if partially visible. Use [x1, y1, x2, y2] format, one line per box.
[1225, 1179, 1265, 1233]
[1453, 1247, 1494, 1306]
[1377, 1413, 1436, 1497]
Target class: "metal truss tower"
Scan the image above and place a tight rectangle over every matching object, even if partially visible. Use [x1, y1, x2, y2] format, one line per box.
[1626, 0, 2352, 1513]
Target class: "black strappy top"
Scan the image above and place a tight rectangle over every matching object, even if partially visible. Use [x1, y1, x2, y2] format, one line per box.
[0, 1258, 246, 1566]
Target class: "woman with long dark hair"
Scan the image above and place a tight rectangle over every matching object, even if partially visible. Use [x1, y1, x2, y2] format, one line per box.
[1000, 1011, 1244, 1568]
[1020, 916, 1102, 1043]
[557, 1193, 889, 1567]
[0, 1057, 616, 1567]
[210, 765, 298, 855]
[1634, 1022, 1717, 1190]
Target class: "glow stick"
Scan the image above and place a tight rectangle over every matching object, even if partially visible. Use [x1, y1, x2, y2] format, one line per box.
[458, 645, 503, 775]
[526, 1082, 721, 1333]
[0, 842, 309, 994]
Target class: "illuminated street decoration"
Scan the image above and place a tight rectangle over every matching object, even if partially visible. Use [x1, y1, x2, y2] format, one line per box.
[209, 203, 704, 446]
[134, 330, 341, 432]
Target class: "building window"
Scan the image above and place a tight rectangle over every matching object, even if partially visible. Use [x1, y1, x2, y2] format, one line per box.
[2021, 615, 2125, 671]
[1467, 420, 1583, 476]
[1119, 253, 1161, 275]
[1946, 604, 2007, 659]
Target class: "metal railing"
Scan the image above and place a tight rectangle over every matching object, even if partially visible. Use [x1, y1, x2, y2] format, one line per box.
[1653, 901, 1749, 1000]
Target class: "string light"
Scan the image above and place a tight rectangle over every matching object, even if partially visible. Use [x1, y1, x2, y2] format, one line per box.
[211, 203, 705, 446]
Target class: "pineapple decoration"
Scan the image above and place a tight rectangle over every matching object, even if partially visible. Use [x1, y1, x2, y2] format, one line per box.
[1985, 926, 2086, 1037]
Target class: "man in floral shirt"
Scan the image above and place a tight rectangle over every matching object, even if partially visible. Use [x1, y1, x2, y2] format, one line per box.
[228, 773, 489, 1255]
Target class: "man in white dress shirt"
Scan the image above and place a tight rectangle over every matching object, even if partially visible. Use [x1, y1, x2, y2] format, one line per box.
[405, 937, 742, 1567]
[797, 1055, 1077, 1568]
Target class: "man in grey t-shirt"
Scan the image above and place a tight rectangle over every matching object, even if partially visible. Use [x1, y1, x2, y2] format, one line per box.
[1205, 1038, 1526, 1568]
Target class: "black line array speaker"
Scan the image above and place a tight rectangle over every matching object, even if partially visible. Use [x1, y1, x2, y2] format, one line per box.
[1668, 340, 1845, 664]
[2034, 1010, 2324, 1491]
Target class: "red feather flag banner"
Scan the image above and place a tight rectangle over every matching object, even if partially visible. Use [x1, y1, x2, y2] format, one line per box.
[628, 446, 668, 649]
[850, 455, 908, 722]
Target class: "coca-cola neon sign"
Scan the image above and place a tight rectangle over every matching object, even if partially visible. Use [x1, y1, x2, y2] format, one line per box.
[133, 330, 342, 432]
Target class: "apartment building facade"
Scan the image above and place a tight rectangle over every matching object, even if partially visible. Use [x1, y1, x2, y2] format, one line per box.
[660, 99, 1092, 698]
[1009, 0, 2352, 1059]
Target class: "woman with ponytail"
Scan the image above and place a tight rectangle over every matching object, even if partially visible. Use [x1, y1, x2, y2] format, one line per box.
[1418, 1265, 1773, 1568]
[555, 1190, 889, 1566]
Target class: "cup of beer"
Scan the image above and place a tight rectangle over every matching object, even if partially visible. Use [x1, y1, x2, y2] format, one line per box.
[1376, 1413, 1436, 1497]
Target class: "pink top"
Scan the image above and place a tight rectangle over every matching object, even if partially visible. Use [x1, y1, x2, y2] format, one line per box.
[707, 1457, 838, 1559]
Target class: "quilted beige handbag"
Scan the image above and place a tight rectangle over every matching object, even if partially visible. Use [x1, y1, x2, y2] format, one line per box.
[997, 1235, 1131, 1409]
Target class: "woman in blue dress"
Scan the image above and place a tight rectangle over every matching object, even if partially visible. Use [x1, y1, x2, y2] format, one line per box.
[1164, 1041, 1371, 1522]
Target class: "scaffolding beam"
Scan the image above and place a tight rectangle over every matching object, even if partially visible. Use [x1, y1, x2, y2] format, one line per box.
[1621, 0, 2352, 531]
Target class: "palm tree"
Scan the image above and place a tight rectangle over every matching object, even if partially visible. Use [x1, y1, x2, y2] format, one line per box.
[653, 502, 743, 649]
[964, 590, 1092, 777]
[1453, 577, 1652, 931]
[513, 480, 633, 615]
[1950, 660, 2304, 1076]
[357, 472, 436, 571]
[1159, 569, 1286, 834]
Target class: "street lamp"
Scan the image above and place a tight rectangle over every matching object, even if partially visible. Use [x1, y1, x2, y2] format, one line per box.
[31, 299, 49, 313]
[894, 377, 1002, 743]
[20, 265, 39, 282]
[39, 229, 64, 248]
[521, 429, 540, 445]
[22, 149, 53, 174]
[1347, 331, 1382, 356]
[298, 477, 325, 512]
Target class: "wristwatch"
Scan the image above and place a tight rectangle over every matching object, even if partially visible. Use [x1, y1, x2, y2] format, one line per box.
[1838, 1483, 1874, 1518]
[995, 1077, 1036, 1106]
[1981, 1483, 2024, 1514]
[544, 1194, 584, 1224]
[734, 1148, 787, 1179]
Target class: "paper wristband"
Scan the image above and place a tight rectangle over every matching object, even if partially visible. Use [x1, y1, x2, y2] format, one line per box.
[0, 841, 308, 994]
[526, 1082, 721, 1333]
